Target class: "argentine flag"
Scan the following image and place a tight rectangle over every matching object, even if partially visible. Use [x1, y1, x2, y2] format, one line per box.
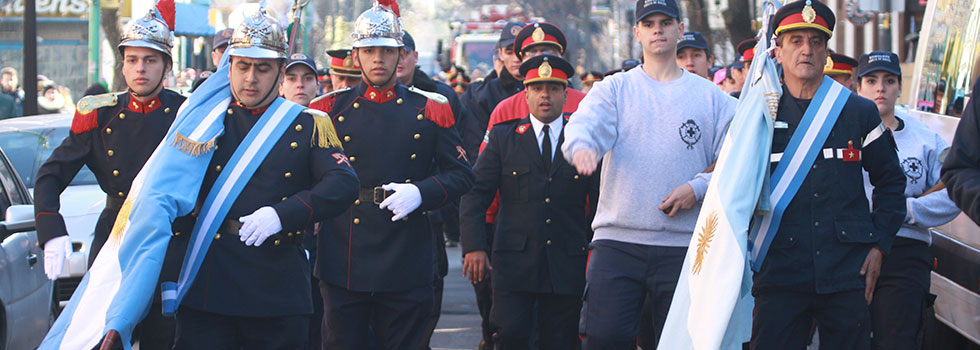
[39, 41, 235, 350]
[658, 0, 783, 348]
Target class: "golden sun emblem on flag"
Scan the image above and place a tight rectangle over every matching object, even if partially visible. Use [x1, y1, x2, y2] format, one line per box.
[692, 212, 719, 275]
[107, 198, 134, 246]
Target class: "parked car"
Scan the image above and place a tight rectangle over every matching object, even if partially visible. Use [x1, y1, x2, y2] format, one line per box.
[0, 114, 105, 303]
[0, 143, 56, 349]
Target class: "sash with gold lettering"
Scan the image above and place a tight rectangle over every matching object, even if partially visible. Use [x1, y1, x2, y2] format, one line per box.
[748, 76, 851, 271]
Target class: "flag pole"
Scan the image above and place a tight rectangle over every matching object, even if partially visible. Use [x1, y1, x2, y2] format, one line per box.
[287, 0, 311, 55]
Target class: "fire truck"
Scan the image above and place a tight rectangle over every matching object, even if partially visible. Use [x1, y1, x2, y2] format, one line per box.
[437, 5, 533, 78]
[905, 0, 980, 347]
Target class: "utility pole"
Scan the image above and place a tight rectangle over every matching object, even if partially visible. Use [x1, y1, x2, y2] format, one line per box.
[89, 0, 101, 85]
[878, 0, 891, 51]
[23, 0, 38, 116]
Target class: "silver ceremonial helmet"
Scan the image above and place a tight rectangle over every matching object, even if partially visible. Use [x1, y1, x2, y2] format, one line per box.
[118, 8, 174, 57]
[351, 2, 404, 48]
[227, 7, 288, 59]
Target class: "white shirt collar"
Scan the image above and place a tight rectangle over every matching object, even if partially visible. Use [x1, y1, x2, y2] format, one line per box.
[529, 114, 563, 138]
[529, 114, 562, 156]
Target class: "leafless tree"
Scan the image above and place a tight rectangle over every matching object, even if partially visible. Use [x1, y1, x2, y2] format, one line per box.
[101, 7, 125, 91]
[722, 0, 755, 48]
[684, 0, 711, 47]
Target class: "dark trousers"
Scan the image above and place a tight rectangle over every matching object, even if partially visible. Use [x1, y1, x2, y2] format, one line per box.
[320, 282, 433, 350]
[871, 238, 932, 350]
[751, 288, 870, 350]
[173, 307, 309, 350]
[307, 275, 324, 349]
[442, 200, 461, 243]
[635, 295, 655, 350]
[134, 303, 175, 350]
[417, 276, 445, 349]
[578, 240, 685, 349]
[473, 223, 495, 346]
[490, 289, 581, 350]
[419, 211, 449, 350]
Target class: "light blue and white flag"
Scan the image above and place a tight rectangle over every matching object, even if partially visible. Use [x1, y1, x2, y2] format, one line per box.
[39, 52, 232, 350]
[658, 1, 782, 348]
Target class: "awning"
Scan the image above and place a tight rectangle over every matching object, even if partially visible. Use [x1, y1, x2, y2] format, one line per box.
[175, 3, 215, 37]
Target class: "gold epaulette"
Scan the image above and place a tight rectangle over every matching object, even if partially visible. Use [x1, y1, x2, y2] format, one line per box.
[407, 86, 448, 105]
[305, 109, 343, 150]
[310, 87, 352, 105]
[75, 92, 123, 114]
[171, 133, 217, 156]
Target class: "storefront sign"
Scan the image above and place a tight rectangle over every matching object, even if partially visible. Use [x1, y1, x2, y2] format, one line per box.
[0, 0, 89, 17]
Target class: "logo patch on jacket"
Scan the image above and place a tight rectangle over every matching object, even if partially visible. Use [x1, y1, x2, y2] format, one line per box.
[679, 119, 701, 149]
[332, 153, 351, 168]
[901, 157, 924, 184]
[516, 124, 530, 135]
[842, 140, 861, 162]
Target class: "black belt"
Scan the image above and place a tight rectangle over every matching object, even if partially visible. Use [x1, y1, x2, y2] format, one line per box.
[106, 196, 124, 211]
[358, 186, 395, 205]
[215, 219, 304, 245]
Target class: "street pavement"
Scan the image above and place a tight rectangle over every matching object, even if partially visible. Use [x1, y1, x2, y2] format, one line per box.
[429, 244, 484, 350]
[131, 245, 482, 350]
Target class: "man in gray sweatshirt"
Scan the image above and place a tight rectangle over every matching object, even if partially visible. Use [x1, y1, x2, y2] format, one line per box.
[561, 0, 735, 347]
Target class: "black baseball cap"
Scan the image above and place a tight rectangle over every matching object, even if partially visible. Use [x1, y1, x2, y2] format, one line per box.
[498, 22, 526, 49]
[212, 28, 234, 50]
[677, 31, 709, 54]
[635, 0, 680, 23]
[857, 51, 901, 78]
[285, 53, 317, 75]
[622, 59, 641, 70]
[402, 31, 416, 52]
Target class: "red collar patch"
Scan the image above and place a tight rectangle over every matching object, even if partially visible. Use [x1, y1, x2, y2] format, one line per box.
[363, 85, 397, 104]
[233, 101, 270, 115]
[516, 124, 530, 134]
[125, 93, 162, 114]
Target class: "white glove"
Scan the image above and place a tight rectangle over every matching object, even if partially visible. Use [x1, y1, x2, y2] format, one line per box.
[379, 182, 422, 221]
[238, 206, 283, 246]
[43, 235, 72, 280]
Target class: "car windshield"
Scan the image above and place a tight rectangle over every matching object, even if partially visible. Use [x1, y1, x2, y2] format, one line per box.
[462, 41, 496, 76]
[0, 127, 97, 188]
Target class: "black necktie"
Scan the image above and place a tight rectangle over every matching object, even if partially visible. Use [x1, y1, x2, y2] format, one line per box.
[542, 124, 552, 171]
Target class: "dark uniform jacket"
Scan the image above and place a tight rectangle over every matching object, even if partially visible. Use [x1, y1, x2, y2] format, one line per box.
[460, 68, 523, 132]
[181, 101, 359, 317]
[411, 68, 481, 164]
[460, 116, 597, 295]
[409, 69, 478, 280]
[754, 89, 906, 294]
[941, 77, 980, 225]
[34, 90, 184, 265]
[310, 83, 474, 292]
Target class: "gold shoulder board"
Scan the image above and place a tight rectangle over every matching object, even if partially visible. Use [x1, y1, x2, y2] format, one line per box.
[309, 87, 352, 105]
[75, 92, 121, 114]
[407, 86, 449, 105]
